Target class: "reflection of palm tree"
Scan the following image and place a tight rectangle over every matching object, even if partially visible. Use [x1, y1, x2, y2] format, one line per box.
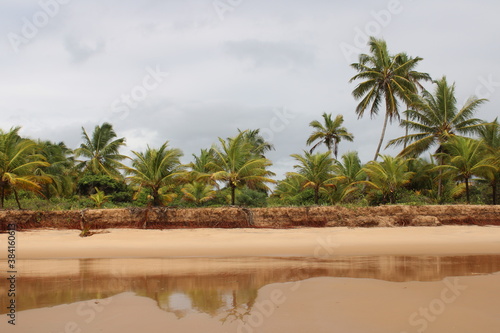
[187, 289, 225, 317]
[220, 289, 258, 325]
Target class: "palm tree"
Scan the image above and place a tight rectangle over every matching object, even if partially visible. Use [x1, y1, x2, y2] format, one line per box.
[387, 77, 487, 199]
[273, 174, 314, 205]
[0, 127, 49, 208]
[208, 131, 275, 205]
[238, 129, 275, 158]
[75, 123, 127, 177]
[436, 137, 497, 204]
[350, 37, 430, 160]
[181, 181, 217, 206]
[324, 151, 364, 204]
[187, 148, 216, 185]
[306, 113, 354, 159]
[125, 142, 184, 206]
[361, 154, 414, 204]
[399, 53, 433, 149]
[388, 77, 488, 157]
[478, 119, 500, 204]
[35, 141, 75, 199]
[288, 151, 334, 205]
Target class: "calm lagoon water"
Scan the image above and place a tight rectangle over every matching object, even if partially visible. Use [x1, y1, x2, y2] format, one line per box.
[1, 255, 500, 316]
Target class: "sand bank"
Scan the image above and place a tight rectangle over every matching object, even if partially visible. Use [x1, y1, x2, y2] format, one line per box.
[1, 226, 500, 259]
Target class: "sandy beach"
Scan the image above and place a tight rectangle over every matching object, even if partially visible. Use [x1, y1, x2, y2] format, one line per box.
[1, 225, 500, 259]
[1, 226, 500, 332]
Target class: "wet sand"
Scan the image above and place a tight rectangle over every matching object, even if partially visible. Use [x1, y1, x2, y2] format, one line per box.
[1, 226, 500, 259]
[1, 274, 500, 333]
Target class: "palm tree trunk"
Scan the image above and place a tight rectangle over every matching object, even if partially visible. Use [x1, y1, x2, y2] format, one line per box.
[314, 187, 319, 205]
[373, 112, 390, 161]
[0, 187, 4, 208]
[404, 108, 409, 149]
[231, 183, 236, 206]
[465, 179, 470, 204]
[492, 180, 497, 205]
[14, 189, 22, 209]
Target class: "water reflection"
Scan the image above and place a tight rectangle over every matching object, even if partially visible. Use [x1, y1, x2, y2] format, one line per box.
[1, 255, 500, 317]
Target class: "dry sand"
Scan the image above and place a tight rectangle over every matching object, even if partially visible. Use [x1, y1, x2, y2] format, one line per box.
[1, 225, 500, 259]
[1, 226, 500, 332]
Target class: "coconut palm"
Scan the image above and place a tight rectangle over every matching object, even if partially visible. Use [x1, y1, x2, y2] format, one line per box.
[323, 151, 364, 204]
[273, 174, 314, 205]
[35, 141, 76, 199]
[306, 113, 354, 159]
[478, 119, 500, 204]
[387, 77, 487, 157]
[350, 37, 430, 160]
[436, 137, 497, 204]
[125, 142, 184, 206]
[75, 123, 127, 177]
[288, 151, 334, 205]
[0, 127, 49, 208]
[237, 129, 275, 158]
[360, 154, 414, 204]
[387, 77, 487, 199]
[181, 181, 216, 206]
[208, 131, 275, 205]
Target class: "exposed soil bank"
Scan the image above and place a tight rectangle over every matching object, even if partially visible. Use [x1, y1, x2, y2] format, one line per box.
[0, 205, 499, 231]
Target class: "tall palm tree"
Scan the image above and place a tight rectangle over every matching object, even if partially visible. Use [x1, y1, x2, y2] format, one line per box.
[0, 127, 49, 208]
[125, 142, 184, 206]
[208, 131, 275, 205]
[361, 154, 414, 204]
[387, 77, 487, 157]
[436, 137, 496, 204]
[398, 53, 433, 149]
[288, 151, 334, 205]
[478, 119, 500, 204]
[306, 113, 354, 159]
[75, 123, 127, 177]
[350, 37, 430, 160]
[387, 77, 487, 199]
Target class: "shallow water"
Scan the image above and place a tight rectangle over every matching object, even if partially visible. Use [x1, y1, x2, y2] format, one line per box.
[1, 254, 500, 316]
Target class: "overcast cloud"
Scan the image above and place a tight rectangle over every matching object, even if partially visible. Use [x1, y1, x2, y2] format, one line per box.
[1, 0, 499, 180]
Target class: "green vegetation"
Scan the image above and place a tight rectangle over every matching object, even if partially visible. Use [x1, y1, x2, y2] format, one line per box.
[1, 37, 499, 209]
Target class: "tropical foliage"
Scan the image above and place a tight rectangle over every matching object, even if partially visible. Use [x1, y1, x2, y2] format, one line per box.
[1, 37, 497, 209]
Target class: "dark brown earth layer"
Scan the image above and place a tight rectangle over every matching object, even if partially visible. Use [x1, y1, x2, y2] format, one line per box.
[1, 205, 499, 231]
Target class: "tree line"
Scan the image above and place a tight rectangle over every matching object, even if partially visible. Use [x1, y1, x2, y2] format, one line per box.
[1, 37, 499, 209]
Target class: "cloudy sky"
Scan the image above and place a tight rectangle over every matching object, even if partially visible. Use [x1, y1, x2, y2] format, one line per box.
[1, 0, 499, 180]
